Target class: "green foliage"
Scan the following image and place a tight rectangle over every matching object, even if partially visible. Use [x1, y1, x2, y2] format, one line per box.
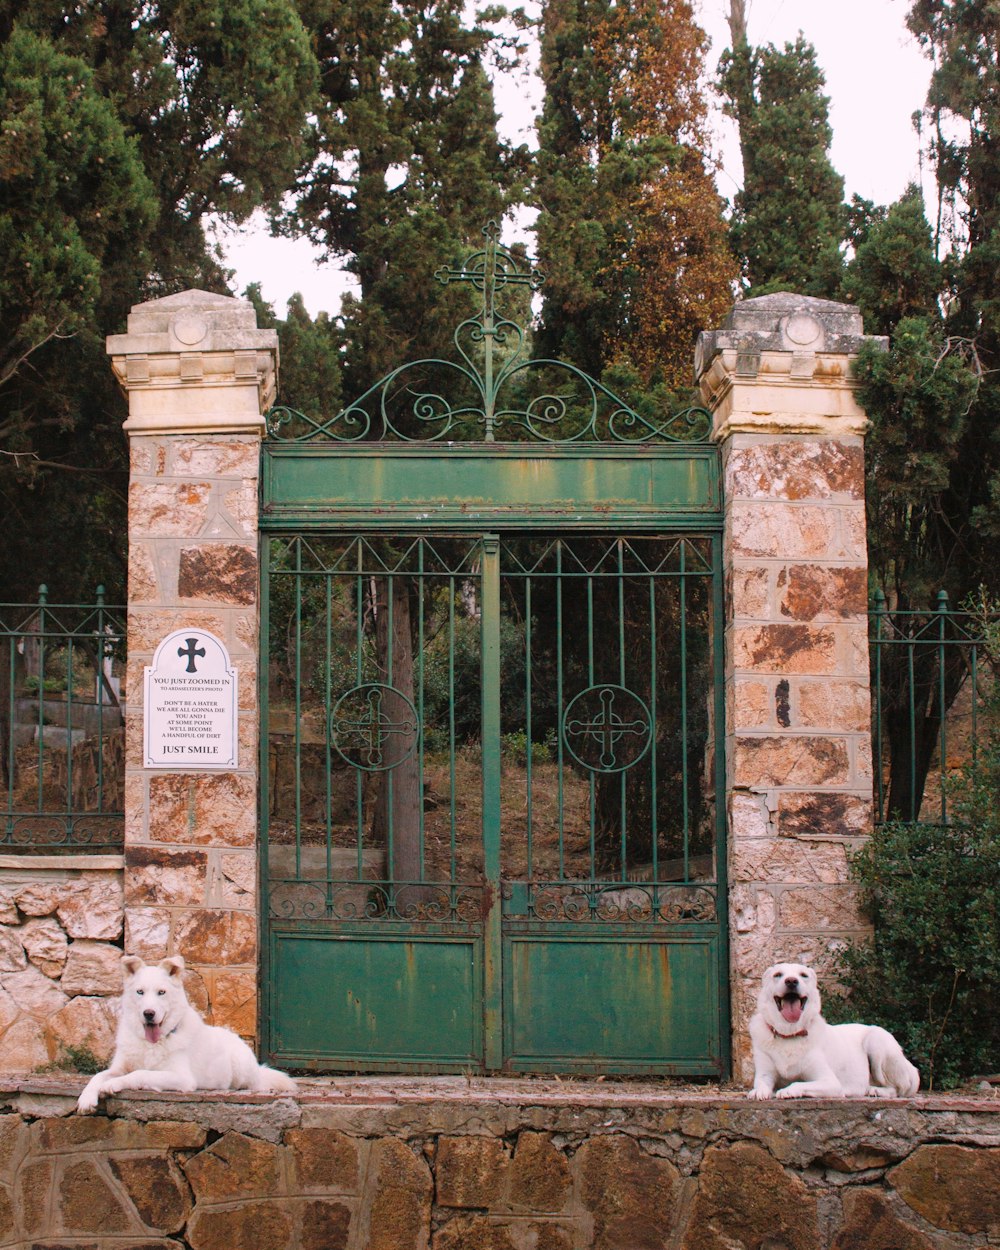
[535, 0, 735, 389]
[718, 35, 845, 297]
[831, 597, 1000, 1088]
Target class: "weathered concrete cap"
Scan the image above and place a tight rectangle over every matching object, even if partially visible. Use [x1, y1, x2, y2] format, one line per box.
[695, 292, 884, 378]
[107, 289, 278, 357]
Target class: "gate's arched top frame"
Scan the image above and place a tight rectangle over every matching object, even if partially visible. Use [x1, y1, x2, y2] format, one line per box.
[263, 220, 714, 448]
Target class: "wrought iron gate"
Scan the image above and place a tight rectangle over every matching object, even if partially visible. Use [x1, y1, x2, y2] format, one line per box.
[259, 226, 728, 1074]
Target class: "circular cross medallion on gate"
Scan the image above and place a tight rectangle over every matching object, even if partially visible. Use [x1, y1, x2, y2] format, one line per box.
[330, 683, 419, 772]
[561, 684, 653, 774]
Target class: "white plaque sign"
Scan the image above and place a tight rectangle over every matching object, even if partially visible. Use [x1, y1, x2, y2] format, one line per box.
[144, 629, 238, 768]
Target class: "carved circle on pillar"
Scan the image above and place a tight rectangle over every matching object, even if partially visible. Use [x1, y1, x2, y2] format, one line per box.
[171, 315, 209, 346]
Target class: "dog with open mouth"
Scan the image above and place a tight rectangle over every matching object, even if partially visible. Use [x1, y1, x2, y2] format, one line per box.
[747, 962, 919, 1099]
[77, 955, 296, 1113]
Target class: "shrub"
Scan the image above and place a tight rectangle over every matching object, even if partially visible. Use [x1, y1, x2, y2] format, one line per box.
[830, 591, 1000, 1088]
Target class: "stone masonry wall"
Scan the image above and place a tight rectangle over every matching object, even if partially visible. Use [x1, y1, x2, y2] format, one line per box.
[109, 290, 277, 1044]
[697, 295, 885, 1080]
[0, 859, 123, 1073]
[0, 1081, 994, 1249]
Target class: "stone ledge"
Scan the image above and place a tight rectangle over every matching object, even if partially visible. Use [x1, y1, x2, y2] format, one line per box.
[0, 854, 124, 874]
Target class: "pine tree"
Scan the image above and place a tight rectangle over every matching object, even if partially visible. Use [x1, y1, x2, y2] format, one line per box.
[534, 0, 735, 390]
[0, 0, 319, 600]
[284, 0, 526, 398]
[718, 15, 846, 296]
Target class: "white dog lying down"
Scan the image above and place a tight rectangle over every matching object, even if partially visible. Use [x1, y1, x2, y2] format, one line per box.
[747, 962, 919, 1099]
[78, 955, 296, 1113]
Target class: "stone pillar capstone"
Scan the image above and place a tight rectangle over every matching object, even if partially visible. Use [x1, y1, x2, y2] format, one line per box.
[109, 290, 277, 1040]
[695, 294, 885, 1080]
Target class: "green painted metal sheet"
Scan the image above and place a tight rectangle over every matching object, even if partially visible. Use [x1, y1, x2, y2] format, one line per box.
[260, 444, 720, 529]
[270, 930, 482, 1065]
[502, 932, 721, 1071]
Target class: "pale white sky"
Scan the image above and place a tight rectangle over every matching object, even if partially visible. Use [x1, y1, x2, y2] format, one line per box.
[218, 0, 932, 318]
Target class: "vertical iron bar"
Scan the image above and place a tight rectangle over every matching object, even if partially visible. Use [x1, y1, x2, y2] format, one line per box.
[936, 590, 949, 825]
[65, 633, 75, 826]
[417, 541, 426, 882]
[355, 543, 365, 864]
[679, 542, 690, 881]
[258, 539, 272, 1058]
[649, 566, 658, 884]
[481, 535, 502, 1070]
[449, 575, 457, 880]
[294, 546, 303, 878]
[36, 585, 47, 812]
[872, 590, 886, 823]
[617, 540, 626, 881]
[325, 574, 334, 910]
[907, 632, 917, 822]
[386, 567, 395, 885]
[587, 567, 596, 877]
[96, 585, 106, 814]
[525, 572, 533, 875]
[555, 542, 565, 879]
[711, 533, 732, 1077]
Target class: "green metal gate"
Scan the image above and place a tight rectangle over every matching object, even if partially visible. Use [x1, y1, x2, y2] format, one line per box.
[259, 227, 728, 1075]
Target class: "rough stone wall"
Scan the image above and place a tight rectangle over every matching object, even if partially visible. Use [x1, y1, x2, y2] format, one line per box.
[697, 295, 884, 1080]
[0, 861, 123, 1072]
[0, 1083, 994, 1249]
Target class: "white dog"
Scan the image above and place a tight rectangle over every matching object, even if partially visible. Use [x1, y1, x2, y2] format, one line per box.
[77, 955, 296, 1113]
[747, 962, 919, 1099]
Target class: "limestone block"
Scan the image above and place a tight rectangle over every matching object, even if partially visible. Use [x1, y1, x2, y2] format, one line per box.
[889, 1145, 1000, 1235]
[178, 543, 257, 605]
[0, 1185, 15, 1244]
[777, 565, 867, 621]
[0, 986, 19, 1035]
[20, 918, 68, 977]
[730, 839, 849, 886]
[56, 875, 124, 940]
[733, 735, 851, 787]
[187, 1200, 294, 1250]
[223, 482, 259, 536]
[61, 940, 124, 996]
[777, 885, 863, 931]
[831, 1189, 933, 1250]
[0, 1017, 50, 1072]
[218, 851, 255, 905]
[129, 480, 213, 537]
[172, 909, 256, 966]
[0, 888, 18, 925]
[127, 609, 226, 655]
[796, 680, 870, 732]
[47, 995, 117, 1066]
[108, 1154, 193, 1234]
[0, 1115, 28, 1183]
[208, 969, 257, 1038]
[13, 882, 63, 918]
[125, 847, 208, 907]
[129, 542, 160, 603]
[301, 1199, 352, 1250]
[286, 1128, 360, 1191]
[729, 503, 856, 562]
[437, 1136, 509, 1208]
[577, 1135, 680, 1250]
[364, 1138, 433, 1250]
[508, 1132, 571, 1214]
[729, 791, 772, 840]
[17, 1157, 52, 1237]
[679, 1142, 819, 1250]
[125, 773, 147, 842]
[0, 928, 26, 972]
[732, 679, 773, 728]
[182, 1132, 282, 1203]
[731, 624, 838, 675]
[729, 565, 771, 618]
[2, 966, 68, 1018]
[777, 792, 872, 838]
[172, 439, 261, 478]
[125, 907, 171, 960]
[724, 439, 865, 502]
[148, 773, 256, 848]
[433, 1215, 516, 1250]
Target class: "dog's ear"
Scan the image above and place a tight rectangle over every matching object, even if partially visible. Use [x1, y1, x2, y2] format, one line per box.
[121, 955, 145, 977]
[159, 955, 185, 978]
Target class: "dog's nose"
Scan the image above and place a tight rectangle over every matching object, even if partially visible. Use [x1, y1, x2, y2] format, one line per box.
[143, 1009, 156, 1022]
[784, 977, 799, 990]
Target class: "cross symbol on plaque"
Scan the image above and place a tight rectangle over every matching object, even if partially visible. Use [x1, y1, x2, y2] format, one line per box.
[565, 686, 649, 771]
[335, 686, 416, 769]
[434, 221, 544, 440]
[177, 637, 206, 673]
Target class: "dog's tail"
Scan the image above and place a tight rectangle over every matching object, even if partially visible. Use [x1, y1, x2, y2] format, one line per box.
[864, 1027, 919, 1096]
[254, 1065, 297, 1094]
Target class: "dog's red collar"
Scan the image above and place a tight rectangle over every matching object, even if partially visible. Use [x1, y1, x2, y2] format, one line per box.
[769, 1024, 809, 1039]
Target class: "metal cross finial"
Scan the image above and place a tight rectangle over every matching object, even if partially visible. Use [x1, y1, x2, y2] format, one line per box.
[177, 637, 206, 673]
[434, 221, 545, 441]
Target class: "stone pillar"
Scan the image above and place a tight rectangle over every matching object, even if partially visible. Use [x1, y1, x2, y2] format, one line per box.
[108, 291, 277, 1040]
[695, 294, 885, 1079]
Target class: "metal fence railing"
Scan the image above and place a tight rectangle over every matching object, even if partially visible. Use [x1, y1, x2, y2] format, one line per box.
[870, 591, 996, 826]
[1, 587, 125, 851]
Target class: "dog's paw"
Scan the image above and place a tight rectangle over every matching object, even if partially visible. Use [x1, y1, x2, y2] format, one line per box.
[76, 1092, 99, 1114]
[746, 1087, 772, 1100]
[774, 1086, 803, 1099]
